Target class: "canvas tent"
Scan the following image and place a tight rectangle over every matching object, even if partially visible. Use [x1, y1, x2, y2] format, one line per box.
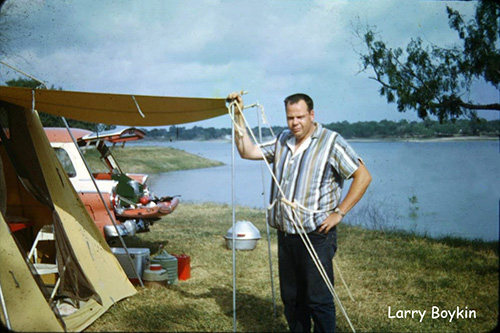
[0, 86, 227, 332]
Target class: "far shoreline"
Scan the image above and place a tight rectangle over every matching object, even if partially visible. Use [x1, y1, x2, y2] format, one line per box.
[142, 135, 499, 144]
[348, 135, 499, 143]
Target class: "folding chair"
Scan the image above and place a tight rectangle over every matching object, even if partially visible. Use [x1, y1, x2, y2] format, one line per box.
[28, 225, 60, 301]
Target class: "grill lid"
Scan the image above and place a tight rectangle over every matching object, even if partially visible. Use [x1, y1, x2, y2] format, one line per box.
[225, 220, 261, 240]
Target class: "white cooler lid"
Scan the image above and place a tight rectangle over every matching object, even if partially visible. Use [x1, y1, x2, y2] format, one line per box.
[111, 247, 150, 255]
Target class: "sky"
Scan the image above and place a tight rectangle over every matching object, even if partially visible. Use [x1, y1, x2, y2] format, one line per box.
[0, 0, 498, 129]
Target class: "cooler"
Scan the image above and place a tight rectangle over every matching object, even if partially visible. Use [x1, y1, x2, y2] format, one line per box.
[111, 247, 150, 284]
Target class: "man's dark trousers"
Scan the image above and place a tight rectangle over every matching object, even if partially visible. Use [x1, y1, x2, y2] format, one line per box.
[278, 229, 337, 332]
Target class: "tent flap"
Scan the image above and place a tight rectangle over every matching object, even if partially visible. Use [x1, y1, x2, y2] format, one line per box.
[0, 86, 228, 126]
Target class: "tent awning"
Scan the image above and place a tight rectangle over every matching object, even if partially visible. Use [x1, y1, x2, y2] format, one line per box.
[0, 86, 228, 126]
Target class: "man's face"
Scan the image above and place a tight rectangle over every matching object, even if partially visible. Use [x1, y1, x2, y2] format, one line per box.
[286, 100, 315, 142]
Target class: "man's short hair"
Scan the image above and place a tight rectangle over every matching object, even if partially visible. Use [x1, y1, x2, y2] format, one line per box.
[284, 93, 314, 112]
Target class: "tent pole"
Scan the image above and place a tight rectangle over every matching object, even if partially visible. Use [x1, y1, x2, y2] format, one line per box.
[61, 117, 144, 287]
[0, 61, 48, 89]
[0, 272, 12, 331]
[230, 103, 237, 332]
[256, 105, 277, 317]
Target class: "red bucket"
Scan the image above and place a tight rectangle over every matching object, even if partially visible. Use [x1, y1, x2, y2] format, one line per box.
[172, 254, 191, 280]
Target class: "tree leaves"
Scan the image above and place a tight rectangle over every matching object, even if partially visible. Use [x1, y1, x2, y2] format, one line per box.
[358, 2, 500, 122]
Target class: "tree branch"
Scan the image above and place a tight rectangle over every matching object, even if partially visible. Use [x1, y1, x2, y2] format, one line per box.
[460, 103, 500, 111]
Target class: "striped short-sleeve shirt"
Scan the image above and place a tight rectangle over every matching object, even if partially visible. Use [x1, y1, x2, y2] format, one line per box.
[260, 123, 361, 234]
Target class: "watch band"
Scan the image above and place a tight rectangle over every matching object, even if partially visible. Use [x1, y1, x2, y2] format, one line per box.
[334, 207, 346, 217]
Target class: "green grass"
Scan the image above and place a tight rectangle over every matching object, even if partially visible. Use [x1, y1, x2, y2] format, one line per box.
[86, 203, 499, 332]
[83, 146, 223, 174]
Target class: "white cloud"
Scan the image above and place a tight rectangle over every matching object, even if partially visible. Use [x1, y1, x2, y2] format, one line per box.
[1, 0, 494, 128]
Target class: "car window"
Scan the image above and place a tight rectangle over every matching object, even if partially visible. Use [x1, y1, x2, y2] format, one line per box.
[54, 148, 77, 178]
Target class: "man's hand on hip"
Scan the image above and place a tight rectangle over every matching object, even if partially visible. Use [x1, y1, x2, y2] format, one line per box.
[318, 212, 343, 234]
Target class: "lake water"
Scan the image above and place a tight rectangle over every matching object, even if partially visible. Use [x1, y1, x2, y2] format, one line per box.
[133, 139, 500, 242]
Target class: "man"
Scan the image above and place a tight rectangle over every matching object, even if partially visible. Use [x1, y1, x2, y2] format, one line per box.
[228, 92, 372, 332]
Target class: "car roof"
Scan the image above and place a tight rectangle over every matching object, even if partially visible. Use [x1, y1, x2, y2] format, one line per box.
[44, 127, 93, 143]
[82, 127, 145, 143]
[44, 127, 145, 144]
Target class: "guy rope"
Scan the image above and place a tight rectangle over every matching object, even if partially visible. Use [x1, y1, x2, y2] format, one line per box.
[227, 96, 356, 332]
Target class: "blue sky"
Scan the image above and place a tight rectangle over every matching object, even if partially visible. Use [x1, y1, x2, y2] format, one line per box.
[1, 0, 498, 128]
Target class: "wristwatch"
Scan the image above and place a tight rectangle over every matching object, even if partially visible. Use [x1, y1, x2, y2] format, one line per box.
[334, 207, 346, 218]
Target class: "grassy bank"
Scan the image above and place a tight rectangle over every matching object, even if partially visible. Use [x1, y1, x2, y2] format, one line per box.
[86, 203, 498, 332]
[83, 146, 223, 174]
